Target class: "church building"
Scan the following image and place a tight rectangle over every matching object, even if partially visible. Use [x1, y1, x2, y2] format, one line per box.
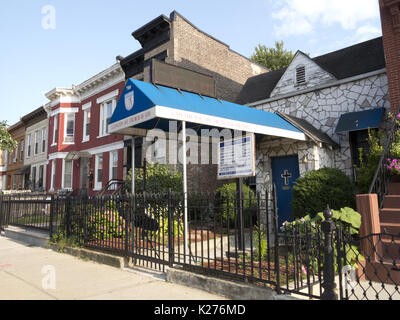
[236, 37, 388, 223]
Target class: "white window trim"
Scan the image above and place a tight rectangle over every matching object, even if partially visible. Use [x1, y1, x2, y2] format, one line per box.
[109, 150, 118, 181]
[94, 154, 103, 191]
[52, 116, 58, 146]
[62, 159, 73, 190]
[42, 127, 47, 154]
[50, 159, 55, 191]
[82, 108, 91, 143]
[96, 89, 119, 105]
[63, 113, 76, 145]
[98, 99, 116, 139]
[34, 130, 40, 155]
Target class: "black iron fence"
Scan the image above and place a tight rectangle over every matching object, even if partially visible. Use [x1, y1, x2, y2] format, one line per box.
[0, 189, 399, 300]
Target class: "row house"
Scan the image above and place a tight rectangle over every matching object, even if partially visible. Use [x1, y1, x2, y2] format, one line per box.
[0, 150, 6, 190]
[41, 10, 267, 195]
[44, 64, 126, 195]
[5, 121, 26, 190]
[22, 107, 49, 191]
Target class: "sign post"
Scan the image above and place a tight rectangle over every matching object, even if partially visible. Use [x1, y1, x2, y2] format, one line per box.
[218, 133, 256, 252]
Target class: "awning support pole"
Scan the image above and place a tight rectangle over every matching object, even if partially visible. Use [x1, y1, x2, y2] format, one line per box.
[131, 137, 135, 195]
[182, 121, 189, 264]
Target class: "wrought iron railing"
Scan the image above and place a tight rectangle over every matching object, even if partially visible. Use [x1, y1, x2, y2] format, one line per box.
[368, 116, 399, 207]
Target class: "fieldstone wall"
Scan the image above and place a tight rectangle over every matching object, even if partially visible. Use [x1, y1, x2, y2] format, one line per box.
[255, 72, 390, 182]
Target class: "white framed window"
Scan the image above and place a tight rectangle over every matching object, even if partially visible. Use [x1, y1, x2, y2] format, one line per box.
[83, 109, 91, 142]
[64, 113, 75, 144]
[52, 115, 58, 145]
[109, 151, 118, 180]
[95, 154, 103, 190]
[50, 160, 56, 191]
[42, 127, 47, 153]
[34, 130, 40, 155]
[99, 100, 116, 138]
[38, 165, 44, 190]
[63, 159, 73, 190]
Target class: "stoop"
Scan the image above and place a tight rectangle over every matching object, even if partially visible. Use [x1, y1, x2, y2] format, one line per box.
[3, 226, 49, 248]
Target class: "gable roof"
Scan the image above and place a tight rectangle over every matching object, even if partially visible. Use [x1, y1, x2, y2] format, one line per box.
[236, 37, 385, 105]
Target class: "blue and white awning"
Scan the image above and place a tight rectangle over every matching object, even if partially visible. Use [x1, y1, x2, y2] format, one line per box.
[108, 79, 306, 141]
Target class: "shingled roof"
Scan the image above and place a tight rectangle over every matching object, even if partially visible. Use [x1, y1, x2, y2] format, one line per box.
[236, 37, 385, 105]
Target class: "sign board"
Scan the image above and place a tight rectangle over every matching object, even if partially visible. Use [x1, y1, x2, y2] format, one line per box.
[152, 59, 216, 98]
[217, 134, 256, 180]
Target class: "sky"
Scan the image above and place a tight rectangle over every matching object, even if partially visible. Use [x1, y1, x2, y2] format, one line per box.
[0, 0, 382, 125]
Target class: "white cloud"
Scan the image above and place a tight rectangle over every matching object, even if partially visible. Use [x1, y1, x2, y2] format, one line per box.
[355, 24, 382, 42]
[272, 0, 380, 37]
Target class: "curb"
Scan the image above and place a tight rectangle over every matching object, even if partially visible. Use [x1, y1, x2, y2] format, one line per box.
[166, 268, 299, 300]
[47, 243, 128, 269]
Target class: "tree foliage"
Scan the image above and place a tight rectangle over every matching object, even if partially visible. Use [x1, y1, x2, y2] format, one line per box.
[250, 41, 295, 71]
[0, 121, 17, 152]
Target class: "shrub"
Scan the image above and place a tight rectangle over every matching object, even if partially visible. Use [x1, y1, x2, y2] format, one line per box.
[124, 163, 182, 194]
[292, 167, 355, 219]
[216, 183, 256, 226]
[282, 207, 363, 270]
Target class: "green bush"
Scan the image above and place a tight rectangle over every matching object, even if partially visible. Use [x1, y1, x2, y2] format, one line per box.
[356, 128, 400, 193]
[282, 207, 363, 270]
[125, 163, 182, 194]
[292, 167, 355, 219]
[216, 183, 256, 226]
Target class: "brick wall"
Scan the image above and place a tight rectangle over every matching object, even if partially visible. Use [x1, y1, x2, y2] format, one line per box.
[171, 12, 267, 102]
[380, 0, 400, 114]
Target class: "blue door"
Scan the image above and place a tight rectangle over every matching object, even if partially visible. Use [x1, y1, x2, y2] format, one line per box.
[271, 155, 300, 228]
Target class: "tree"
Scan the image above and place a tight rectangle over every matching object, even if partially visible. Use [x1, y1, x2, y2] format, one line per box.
[0, 121, 17, 152]
[250, 41, 295, 71]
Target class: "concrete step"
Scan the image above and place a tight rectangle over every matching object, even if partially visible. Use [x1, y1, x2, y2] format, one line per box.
[380, 222, 400, 236]
[358, 259, 400, 285]
[379, 238, 400, 261]
[3, 226, 49, 248]
[380, 208, 400, 223]
[383, 195, 400, 208]
[388, 183, 400, 195]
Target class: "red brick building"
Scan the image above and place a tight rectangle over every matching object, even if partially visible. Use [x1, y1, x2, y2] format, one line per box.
[44, 64, 126, 195]
[380, 0, 400, 114]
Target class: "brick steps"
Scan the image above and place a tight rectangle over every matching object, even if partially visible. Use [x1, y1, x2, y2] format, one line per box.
[380, 208, 400, 223]
[382, 195, 400, 208]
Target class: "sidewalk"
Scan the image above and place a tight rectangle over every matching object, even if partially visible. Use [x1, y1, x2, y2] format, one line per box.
[0, 235, 226, 300]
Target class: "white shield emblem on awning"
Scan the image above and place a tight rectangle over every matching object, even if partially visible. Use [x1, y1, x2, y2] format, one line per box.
[124, 91, 134, 111]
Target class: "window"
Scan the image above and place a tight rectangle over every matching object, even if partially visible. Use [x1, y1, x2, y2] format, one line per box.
[296, 66, 306, 85]
[20, 140, 24, 161]
[32, 166, 37, 190]
[83, 109, 91, 141]
[99, 100, 116, 137]
[38, 165, 44, 189]
[27, 134, 32, 157]
[64, 113, 75, 143]
[110, 151, 118, 181]
[42, 128, 47, 153]
[53, 115, 58, 145]
[95, 154, 103, 190]
[35, 130, 40, 155]
[50, 160, 55, 191]
[63, 160, 73, 189]
[13, 146, 17, 163]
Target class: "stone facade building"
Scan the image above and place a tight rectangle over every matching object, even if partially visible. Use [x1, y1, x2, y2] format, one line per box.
[236, 37, 388, 224]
